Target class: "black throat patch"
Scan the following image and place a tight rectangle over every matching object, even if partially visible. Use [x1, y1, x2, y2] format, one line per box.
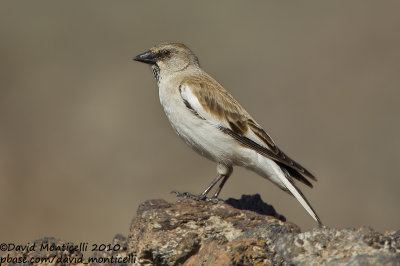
[151, 64, 161, 84]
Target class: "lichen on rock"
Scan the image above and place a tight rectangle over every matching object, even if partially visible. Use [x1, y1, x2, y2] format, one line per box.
[4, 195, 400, 265]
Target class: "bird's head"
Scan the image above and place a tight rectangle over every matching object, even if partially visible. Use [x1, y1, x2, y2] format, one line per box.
[133, 43, 199, 73]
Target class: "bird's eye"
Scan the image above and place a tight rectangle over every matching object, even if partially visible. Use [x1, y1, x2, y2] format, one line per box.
[162, 50, 171, 56]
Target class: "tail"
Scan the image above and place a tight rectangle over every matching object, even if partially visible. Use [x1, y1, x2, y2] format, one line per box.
[280, 167, 323, 225]
[249, 154, 322, 225]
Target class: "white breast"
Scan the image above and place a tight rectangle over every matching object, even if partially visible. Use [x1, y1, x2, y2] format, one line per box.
[157, 76, 255, 166]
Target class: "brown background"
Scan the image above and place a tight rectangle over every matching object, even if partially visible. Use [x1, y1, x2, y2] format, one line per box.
[1, 1, 399, 245]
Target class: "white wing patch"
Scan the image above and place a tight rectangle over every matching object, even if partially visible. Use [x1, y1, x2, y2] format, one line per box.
[179, 84, 230, 128]
[179, 85, 204, 114]
[180, 84, 273, 152]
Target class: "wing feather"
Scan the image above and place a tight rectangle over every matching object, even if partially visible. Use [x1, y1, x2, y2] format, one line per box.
[179, 73, 316, 183]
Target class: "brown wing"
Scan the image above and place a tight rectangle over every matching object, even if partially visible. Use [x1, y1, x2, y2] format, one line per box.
[180, 73, 316, 184]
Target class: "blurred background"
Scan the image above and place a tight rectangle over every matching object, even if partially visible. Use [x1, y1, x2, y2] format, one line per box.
[1, 1, 399, 245]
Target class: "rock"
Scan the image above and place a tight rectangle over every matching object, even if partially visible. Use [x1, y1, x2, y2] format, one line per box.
[3, 195, 400, 265]
[126, 197, 400, 265]
[127, 197, 298, 265]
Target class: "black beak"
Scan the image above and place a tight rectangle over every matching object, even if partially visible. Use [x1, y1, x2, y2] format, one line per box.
[133, 50, 157, 64]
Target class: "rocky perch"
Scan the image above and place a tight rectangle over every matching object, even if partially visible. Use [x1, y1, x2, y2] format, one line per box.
[4, 194, 400, 265]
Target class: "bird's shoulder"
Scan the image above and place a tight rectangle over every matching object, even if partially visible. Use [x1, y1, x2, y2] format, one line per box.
[180, 72, 250, 123]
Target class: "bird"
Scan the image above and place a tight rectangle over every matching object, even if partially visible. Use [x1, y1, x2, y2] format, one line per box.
[133, 42, 322, 224]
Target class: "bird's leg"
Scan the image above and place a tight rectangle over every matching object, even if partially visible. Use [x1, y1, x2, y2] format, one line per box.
[172, 175, 225, 202]
[209, 163, 233, 200]
[172, 164, 232, 203]
[201, 164, 232, 201]
[199, 174, 225, 199]
[211, 175, 229, 199]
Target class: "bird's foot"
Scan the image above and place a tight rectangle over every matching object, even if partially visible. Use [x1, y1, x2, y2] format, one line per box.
[171, 191, 205, 200]
[171, 191, 223, 203]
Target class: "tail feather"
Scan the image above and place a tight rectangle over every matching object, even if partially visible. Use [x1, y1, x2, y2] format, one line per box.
[280, 168, 322, 225]
[277, 162, 313, 188]
[247, 153, 322, 224]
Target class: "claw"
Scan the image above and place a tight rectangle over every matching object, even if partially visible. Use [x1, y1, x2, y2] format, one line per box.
[205, 197, 222, 203]
[171, 190, 222, 203]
